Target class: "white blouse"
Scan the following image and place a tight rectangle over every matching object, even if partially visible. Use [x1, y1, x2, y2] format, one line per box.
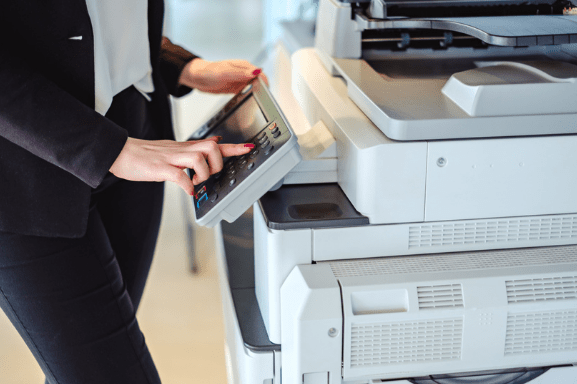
[85, 0, 155, 115]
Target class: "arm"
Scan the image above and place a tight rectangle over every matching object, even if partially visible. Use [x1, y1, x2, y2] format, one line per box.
[0, 49, 128, 189]
[158, 37, 200, 97]
[159, 37, 268, 95]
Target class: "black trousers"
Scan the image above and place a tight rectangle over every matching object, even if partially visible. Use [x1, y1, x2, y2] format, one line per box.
[0, 87, 164, 384]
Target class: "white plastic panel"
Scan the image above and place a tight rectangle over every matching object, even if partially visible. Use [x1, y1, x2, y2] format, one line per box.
[254, 204, 313, 344]
[292, 48, 428, 224]
[426, 136, 577, 222]
[214, 227, 276, 384]
[280, 264, 343, 384]
[335, 252, 577, 381]
[442, 61, 577, 116]
[312, 214, 577, 261]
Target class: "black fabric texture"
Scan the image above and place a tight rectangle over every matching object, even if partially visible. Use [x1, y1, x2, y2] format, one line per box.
[0, 0, 196, 238]
[0, 86, 165, 384]
[160, 37, 199, 97]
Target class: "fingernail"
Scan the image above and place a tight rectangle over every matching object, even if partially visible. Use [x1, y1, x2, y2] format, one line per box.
[244, 144, 255, 148]
[252, 69, 262, 76]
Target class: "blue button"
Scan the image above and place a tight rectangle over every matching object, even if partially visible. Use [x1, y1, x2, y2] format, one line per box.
[196, 193, 208, 208]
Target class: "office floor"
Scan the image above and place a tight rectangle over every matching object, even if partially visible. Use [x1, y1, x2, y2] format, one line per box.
[0, 0, 263, 382]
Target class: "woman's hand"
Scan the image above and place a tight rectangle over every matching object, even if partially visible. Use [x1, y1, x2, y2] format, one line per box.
[178, 58, 268, 94]
[109, 136, 254, 195]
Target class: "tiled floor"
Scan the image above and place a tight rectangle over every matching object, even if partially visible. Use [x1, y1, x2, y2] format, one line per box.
[0, 1, 264, 383]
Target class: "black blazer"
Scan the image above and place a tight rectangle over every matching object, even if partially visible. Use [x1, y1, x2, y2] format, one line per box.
[0, 0, 198, 238]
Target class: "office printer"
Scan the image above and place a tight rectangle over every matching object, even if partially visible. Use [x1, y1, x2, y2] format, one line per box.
[218, 1, 577, 383]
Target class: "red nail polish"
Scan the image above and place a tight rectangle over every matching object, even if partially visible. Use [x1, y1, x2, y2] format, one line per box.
[244, 144, 255, 148]
[252, 69, 262, 76]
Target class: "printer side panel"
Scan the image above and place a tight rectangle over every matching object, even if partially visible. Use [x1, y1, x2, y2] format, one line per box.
[425, 136, 577, 222]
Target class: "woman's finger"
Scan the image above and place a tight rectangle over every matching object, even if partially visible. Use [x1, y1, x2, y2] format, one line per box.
[189, 152, 211, 184]
[219, 143, 255, 158]
[228, 59, 253, 68]
[193, 139, 224, 174]
[164, 167, 195, 195]
[202, 135, 223, 143]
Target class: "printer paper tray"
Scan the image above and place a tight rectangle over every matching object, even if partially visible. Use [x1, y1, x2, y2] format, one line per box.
[357, 15, 577, 47]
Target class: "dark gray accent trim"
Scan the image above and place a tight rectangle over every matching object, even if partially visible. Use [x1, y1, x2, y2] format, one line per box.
[259, 183, 370, 230]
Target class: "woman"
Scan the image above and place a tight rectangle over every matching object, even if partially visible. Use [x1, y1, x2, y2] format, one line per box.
[0, 1, 263, 383]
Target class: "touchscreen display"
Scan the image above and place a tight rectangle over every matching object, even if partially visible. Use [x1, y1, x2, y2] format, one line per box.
[208, 96, 268, 144]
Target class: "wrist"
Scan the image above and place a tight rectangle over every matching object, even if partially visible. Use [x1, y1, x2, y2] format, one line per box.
[179, 58, 210, 89]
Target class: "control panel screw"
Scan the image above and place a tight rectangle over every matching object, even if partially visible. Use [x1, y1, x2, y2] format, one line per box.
[328, 328, 339, 337]
[437, 157, 447, 167]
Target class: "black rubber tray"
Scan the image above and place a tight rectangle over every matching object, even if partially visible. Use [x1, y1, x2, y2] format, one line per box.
[258, 183, 369, 230]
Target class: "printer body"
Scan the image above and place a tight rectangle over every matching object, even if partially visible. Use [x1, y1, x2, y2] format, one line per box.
[220, 1, 577, 383]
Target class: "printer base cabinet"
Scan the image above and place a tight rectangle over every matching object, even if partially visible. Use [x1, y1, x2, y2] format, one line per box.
[223, 244, 577, 383]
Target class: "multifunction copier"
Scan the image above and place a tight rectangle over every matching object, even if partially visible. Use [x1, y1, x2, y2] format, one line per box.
[215, 1, 577, 383]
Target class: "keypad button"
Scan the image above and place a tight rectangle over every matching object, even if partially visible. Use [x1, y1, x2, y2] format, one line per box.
[264, 146, 274, 155]
[238, 159, 248, 168]
[209, 193, 219, 203]
[258, 132, 267, 140]
[268, 122, 277, 130]
[273, 131, 281, 139]
[214, 172, 222, 179]
[214, 181, 222, 191]
[196, 193, 208, 208]
[194, 185, 207, 199]
[271, 126, 279, 134]
[229, 178, 236, 186]
[259, 136, 268, 145]
[247, 162, 255, 170]
[249, 150, 259, 159]
[227, 168, 236, 176]
[261, 140, 270, 148]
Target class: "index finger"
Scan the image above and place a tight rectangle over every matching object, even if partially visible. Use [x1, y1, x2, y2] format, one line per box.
[219, 143, 254, 158]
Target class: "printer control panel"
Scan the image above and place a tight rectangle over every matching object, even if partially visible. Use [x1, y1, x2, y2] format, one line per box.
[189, 78, 301, 227]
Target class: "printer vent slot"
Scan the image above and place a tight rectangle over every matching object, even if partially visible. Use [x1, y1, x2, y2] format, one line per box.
[408, 215, 577, 249]
[417, 284, 464, 310]
[327, 245, 577, 278]
[505, 309, 577, 355]
[506, 276, 577, 304]
[349, 318, 463, 367]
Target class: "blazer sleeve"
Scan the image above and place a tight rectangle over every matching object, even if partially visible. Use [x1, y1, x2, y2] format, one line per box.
[0, 50, 128, 189]
[159, 37, 200, 97]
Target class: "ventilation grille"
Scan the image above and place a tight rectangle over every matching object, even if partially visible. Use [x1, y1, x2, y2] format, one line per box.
[327, 245, 577, 278]
[350, 318, 463, 367]
[409, 215, 577, 249]
[506, 276, 577, 304]
[417, 284, 464, 310]
[505, 310, 577, 355]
